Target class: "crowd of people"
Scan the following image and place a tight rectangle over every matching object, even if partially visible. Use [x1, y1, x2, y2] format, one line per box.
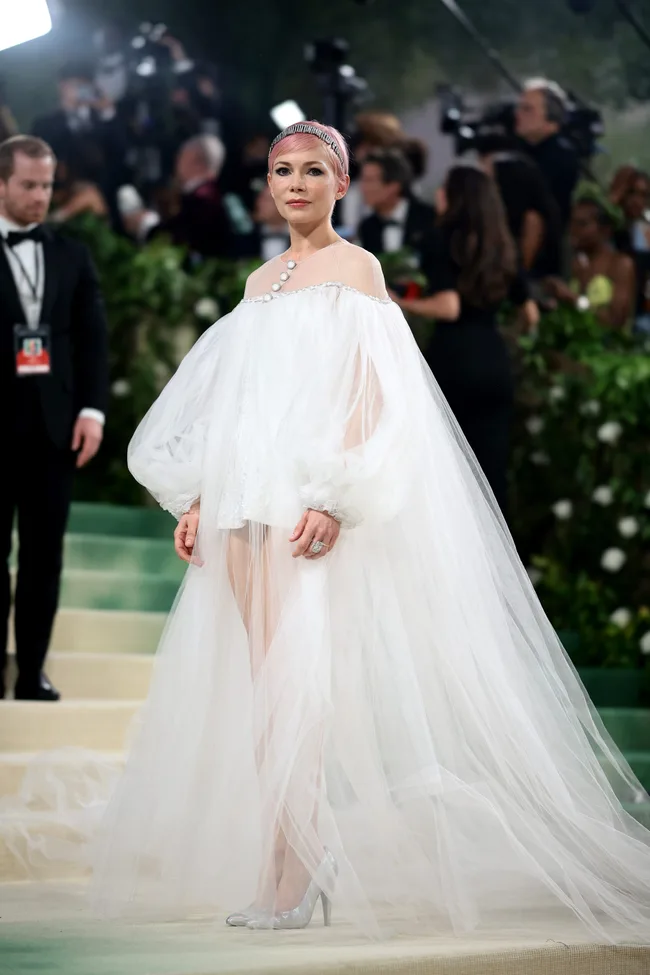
[3, 49, 649, 330]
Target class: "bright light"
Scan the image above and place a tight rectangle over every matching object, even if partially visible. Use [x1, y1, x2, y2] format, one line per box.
[270, 100, 306, 131]
[136, 57, 156, 78]
[0, 1, 53, 53]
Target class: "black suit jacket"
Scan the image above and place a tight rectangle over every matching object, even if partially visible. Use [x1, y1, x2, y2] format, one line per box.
[1, 228, 109, 449]
[358, 197, 436, 257]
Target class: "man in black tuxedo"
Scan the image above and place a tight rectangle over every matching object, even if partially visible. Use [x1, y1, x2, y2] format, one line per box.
[0, 136, 109, 701]
[357, 149, 435, 262]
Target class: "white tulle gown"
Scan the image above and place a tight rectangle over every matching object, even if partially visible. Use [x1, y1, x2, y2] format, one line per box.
[7, 239, 650, 942]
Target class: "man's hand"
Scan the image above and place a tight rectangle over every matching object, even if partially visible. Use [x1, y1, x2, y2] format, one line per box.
[71, 417, 103, 468]
[174, 507, 202, 564]
[290, 509, 341, 560]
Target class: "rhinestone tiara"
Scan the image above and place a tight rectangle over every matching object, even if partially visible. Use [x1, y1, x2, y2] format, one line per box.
[268, 123, 346, 168]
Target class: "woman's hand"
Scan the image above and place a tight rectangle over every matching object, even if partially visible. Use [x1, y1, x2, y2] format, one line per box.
[174, 505, 202, 564]
[290, 509, 341, 560]
[387, 288, 403, 306]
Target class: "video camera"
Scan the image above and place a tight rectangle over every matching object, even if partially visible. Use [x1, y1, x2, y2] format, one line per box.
[439, 85, 604, 160]
[303, 39, 371, 133]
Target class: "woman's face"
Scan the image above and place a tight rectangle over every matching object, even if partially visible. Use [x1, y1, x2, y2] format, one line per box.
[267, 147, 348, 227]
[623, 176, 650, 222]
[570, 203, 606, 251]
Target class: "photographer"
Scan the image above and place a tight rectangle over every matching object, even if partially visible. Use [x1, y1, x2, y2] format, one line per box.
[515, 79, 579, 230]
[32, 61, 128, 228]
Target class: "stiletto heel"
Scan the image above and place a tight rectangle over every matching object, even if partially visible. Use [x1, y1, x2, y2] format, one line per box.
[247, 848, 338, 930]
[321, 889, 331, 927]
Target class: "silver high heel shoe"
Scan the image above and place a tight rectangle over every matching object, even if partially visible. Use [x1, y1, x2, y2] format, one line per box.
[246, 848, 338, 930]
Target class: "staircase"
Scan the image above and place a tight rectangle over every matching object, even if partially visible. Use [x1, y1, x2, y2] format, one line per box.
[0, 502, 178, 881]
[1, 502, 650, 882]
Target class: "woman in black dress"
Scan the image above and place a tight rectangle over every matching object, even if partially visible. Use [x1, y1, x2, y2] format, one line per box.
[391, 165, 538, 518]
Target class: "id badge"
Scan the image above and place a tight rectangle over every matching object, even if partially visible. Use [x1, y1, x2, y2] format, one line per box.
[14, 324, 52, 376]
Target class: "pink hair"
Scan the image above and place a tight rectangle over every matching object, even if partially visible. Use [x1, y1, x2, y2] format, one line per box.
[268, 120, 349, 180]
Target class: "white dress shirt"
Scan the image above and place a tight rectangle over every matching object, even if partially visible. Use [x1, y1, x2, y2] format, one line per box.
[0, 214, 105, 426]
[381, 197, 410, 254]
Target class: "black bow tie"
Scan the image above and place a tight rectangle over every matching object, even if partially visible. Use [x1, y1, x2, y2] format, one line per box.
[4, 227, 45, 248]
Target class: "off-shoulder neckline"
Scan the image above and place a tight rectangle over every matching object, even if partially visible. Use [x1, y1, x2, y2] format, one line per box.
[241, 282, 392, 305]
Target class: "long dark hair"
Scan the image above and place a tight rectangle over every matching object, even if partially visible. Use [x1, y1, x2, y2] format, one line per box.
[440, 165, 518, 307]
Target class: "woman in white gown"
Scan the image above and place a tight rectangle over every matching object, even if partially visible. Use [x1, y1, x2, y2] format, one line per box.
[82, 121, 650, 939]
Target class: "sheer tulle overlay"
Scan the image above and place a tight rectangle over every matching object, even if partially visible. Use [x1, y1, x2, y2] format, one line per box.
[4, 241, 650, 941]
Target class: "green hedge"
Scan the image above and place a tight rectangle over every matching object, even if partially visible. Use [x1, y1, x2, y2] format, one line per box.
[509, 307, 650, 670]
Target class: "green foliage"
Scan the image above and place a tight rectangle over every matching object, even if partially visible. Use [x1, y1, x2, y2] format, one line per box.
[510, 305, 650, 668]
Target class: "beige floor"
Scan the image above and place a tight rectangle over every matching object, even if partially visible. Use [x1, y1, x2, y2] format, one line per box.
[1, 881, 648, 975]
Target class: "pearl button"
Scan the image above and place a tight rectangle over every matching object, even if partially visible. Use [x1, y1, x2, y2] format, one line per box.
[287, 260, 297, 270]
[271, 282, 281, 292]
[263, 293, 272, 302]
[280, 272, 289, 282]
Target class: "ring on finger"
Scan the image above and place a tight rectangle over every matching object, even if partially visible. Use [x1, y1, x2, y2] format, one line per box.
[310, 540, 329, 555]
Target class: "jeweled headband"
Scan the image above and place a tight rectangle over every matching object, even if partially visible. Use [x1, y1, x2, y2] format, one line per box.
[268, 123, 346, 169]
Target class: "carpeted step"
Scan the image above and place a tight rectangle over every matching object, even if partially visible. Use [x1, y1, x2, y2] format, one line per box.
[0, 701, 139, 752]
[0, 813, 93, 881]
[599, 708, 650, 751]
[5, 652, 153, 701]
[0, 750, 123, 800]
[11, 534, 183, 577]
[68, 502, 174, 539]
[10, 566, 180, 613]
[57, 568, 180, 612]
[625, 801, 650, 829]
[9, 608, 166, 655]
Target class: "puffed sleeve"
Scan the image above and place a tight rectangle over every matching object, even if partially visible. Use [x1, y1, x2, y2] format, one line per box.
[127, 318, 225, 520]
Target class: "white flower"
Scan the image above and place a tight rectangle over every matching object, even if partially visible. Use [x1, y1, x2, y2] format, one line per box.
[548, 385, 566, 403]
[579, 400, 601, 416]
[194, 297, 219, 321]
[527, 566, 542, 586]
[644, 490, 650, 510]
[526, 416, 545, 436]
[531, 451, 550, 466]
[111, 378, 130, 398]
[618, 517, 639, 539]
[640, 632, 650, 655]
[592, 485, 614, 507]
[597, 421, 623, 444]
[610, 608, 632, 628]
[551, 499, 573, 520]
[601, 548, 626, 573]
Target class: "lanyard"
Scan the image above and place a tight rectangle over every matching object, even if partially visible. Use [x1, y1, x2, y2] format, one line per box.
[5, 240, 41, 306]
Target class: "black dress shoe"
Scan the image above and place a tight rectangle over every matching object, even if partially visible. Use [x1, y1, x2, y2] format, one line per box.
[14, 673, 61, 701]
